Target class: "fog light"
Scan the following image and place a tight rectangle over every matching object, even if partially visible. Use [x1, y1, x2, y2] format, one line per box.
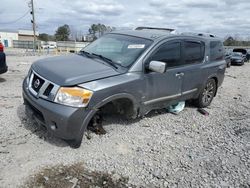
[50, 123, 57, 130]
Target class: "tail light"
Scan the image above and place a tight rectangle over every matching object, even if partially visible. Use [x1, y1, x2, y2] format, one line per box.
[0, 43, 4, 52]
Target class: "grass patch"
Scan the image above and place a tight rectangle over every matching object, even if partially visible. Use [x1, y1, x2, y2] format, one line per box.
[23, 163, 134, 188]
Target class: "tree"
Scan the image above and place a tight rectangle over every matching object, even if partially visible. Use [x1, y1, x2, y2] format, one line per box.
[223, 36, 250, 46]
[88, 23, 115, 38]
[38, 33, 55, 41]
[88, 24, 98, 36]
[55, 24, 70, 41]
[224, 36, 235, 46]
[38, 33, 49, 41]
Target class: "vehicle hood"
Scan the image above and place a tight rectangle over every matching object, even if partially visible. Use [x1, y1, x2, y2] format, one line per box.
[31, 54, 122, 86]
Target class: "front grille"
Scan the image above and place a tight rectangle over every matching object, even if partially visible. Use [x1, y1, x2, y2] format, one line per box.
[31, 74, 45, 92]
[28, 70, 59, 101]
[43, 83, 54, 96]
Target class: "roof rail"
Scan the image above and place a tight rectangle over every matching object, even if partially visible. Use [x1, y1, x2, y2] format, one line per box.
[181, 32, 216, 38]
[135, 27, 175, 32]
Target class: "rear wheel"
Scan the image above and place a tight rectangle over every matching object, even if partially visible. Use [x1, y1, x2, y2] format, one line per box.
[194, 79, 217, 108]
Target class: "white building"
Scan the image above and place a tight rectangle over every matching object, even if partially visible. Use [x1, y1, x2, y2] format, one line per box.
[0, 30, 18, 47]
[0, 29, 39, 47]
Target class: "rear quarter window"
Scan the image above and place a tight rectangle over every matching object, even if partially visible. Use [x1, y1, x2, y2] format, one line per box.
[210, 41, 224, 61]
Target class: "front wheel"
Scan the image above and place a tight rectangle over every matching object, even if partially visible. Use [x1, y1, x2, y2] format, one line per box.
[194, 79, 217, 108]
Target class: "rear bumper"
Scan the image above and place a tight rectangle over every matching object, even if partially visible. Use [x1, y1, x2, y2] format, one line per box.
[22, 78, 96, 140]
[231, 60, 243, 65]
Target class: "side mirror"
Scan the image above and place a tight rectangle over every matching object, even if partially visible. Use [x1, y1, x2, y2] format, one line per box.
[148, 61, 167, 73]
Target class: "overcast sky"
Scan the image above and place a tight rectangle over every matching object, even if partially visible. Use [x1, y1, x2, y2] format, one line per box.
[0, 0, 250, 39]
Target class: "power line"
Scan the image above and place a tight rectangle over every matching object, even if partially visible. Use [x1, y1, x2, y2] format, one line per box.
[0, 10, 30, 25]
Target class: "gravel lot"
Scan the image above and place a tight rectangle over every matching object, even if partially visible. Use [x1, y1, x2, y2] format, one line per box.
[0, 49, 249, 187]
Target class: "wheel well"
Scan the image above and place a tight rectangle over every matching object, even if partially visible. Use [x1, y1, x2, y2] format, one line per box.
[97, 98, 137, 119]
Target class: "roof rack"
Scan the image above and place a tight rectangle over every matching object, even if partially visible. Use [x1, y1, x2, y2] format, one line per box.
[135, 27, 175, 32]
[181, 32, 216, 38]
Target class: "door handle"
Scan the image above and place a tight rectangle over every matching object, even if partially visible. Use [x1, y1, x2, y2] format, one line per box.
[175, 72, 184, 77]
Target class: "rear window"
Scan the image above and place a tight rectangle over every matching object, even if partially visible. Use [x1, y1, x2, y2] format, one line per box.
[233, 48, 247, 55]
[184, 41, 205, 64]
[210, 41, 224, 61]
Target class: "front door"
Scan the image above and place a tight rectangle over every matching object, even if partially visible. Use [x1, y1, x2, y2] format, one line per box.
[143, 40, 185, 108]
[181, 40, 206, 99]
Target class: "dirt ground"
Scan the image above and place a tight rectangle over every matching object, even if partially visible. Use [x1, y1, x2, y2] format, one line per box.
[0, 50, 249, 187]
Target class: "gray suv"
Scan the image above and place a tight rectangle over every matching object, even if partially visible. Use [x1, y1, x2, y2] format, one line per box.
[22, 28, 226, 148]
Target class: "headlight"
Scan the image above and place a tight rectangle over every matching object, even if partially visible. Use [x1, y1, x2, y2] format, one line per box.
[26, 69, 32, 84]
[54, 87, 93, 107]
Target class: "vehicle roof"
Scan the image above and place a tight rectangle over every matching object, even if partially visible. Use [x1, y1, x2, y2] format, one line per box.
[111, 30, 170, 40]
[111, 30, 221, 42]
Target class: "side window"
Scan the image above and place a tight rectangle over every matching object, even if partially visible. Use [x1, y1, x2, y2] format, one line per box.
[184, 41, 205, 64]
[210, 41, 224, 61]
[150, 42, 181, 68]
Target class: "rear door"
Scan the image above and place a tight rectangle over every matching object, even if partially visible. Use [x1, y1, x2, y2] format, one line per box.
[208, 41, 226, 86]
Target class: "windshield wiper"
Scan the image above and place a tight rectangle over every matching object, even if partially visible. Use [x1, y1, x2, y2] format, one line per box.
[79, 50, 92, 57]
[91, 53, 118, 69]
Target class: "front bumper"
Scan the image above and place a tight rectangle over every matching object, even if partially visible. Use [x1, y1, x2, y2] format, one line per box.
[0, 65, 7, 74]
[22, 78, 95, 140]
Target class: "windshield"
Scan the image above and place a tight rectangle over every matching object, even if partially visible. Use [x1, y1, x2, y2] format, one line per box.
[82, 34, 152, 67]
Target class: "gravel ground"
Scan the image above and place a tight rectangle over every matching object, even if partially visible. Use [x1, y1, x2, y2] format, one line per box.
[0, 49, 249, 187]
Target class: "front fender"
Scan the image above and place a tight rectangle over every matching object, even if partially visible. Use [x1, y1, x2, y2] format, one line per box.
[78, 93, 139, 136]
[93, 93, 139, 112]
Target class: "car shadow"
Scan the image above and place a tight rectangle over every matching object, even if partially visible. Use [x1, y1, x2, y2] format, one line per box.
[17, 101, 198, 147]
[99, 100, 198, 127]
[17, 104, 68, 147]
[0, 77, 6, 83]
[101, 113, 142, 127]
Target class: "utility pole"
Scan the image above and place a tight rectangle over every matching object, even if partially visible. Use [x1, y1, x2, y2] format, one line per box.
[30, 0, 36, 51]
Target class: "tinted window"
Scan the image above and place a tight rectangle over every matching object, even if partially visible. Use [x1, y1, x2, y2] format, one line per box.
[184, 41, 204, 64]
[210, 41, 224, 61]
[150, 42, 181, 67]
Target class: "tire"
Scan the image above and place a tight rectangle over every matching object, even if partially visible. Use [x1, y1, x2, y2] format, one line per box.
[194, 79, 217, 108]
